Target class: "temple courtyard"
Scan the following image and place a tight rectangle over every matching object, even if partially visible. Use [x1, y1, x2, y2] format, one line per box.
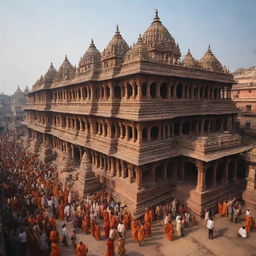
[57, 210, 256, 256]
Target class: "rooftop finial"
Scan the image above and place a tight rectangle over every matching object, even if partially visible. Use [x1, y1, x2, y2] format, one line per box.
[90, 38, 95, 47]
[137, 34, 143, 43]
[207, 44, 212, 53]
[154, 8, 160, 22]
[115, 25, 120, 36]
[65, 54, 68, 60]
[50, 62, 53, 68]
[188, 48, 191, 54]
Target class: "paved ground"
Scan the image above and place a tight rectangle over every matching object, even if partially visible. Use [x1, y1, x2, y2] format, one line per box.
[57, 214, 256, 256]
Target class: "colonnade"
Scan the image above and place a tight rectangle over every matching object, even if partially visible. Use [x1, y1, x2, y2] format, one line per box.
[26, 110, 236, 146]
[27, 77, 232, 106]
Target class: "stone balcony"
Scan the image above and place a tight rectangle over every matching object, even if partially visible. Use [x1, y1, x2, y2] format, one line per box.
[178, 131, 242, 154]
[24, 98, 238, 122]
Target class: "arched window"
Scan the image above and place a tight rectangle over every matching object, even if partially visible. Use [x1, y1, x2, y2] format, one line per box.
[151, 126, 159, 140]
[176, 84, 183, 99]
[182, 121, 190, 135]
[127, 84, 132, 98]
[150, 83, 157, 98]
[114, 85, 121, 98]
[142, 128, 147, 142]
[160, 83, 168, 99]
[142, 83, 147, 96]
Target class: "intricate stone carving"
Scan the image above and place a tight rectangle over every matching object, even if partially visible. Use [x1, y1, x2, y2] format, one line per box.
[54, 55, 75, 81]
[79, 39, 101, 73]
[101, 25, 129, 68]
[44, 63, 57, 82]
[124, 34, 149, 63]
[182, 49, 201, 69]
[199, 45, 224, 73]
[142, 10, 181, 63]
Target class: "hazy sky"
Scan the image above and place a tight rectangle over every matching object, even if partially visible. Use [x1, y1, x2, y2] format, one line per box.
[0, 0, 256, 95]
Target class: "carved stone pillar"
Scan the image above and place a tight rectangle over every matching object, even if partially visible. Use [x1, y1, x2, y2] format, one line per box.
[136, 167, 142, 189]
[152, 166, 156, 184]
[128, 164, 134, 183]
[196, 160, 206, 192]
[137, 125, 142, 144]
[110, 158, 115, 177]
[147, 127, 151, 142]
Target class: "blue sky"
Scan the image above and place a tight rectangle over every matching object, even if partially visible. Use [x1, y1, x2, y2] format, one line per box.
[0, 0, 255, 95]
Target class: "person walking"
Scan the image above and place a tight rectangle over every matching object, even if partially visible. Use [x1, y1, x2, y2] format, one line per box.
[207, 217, 214, 239]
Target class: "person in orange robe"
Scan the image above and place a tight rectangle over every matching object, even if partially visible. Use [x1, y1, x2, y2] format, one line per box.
[58, 203, 64, 221]
[245, 215, 252, 233]
[110, 214, 116, 229]
[50, 242, 61, 256]
[144, 210, 150, 224]
[131, 220, 139, 242]
[50, 226, 59, 244]
[76, 241, 88, 256]
[105, 237, 115, 256]
[149, 208, 154, 223]
[27, 215, 36, 228]
[218, 202, 223, 215]
[221, 201, 228, 217]
[95, 222, 101, 240]
[91, 219, 96, 237]
[49, 217, 56, 228]
[143, 221, 151, 238]
[104, 220, 110, 239]
[137, 224, 145, 246]
[165, 221, 174, 241]
[103, 210, 109, 223]
[82, 216, 89, 233]
[123, 213, 130, 231]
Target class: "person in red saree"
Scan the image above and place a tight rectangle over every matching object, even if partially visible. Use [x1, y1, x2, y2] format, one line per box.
[105, 237, 115, 256]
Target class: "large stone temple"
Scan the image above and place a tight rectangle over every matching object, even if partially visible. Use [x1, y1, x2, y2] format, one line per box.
[23, 11, 255, 217]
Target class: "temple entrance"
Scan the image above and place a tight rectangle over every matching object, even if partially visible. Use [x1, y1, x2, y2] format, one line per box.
[184, 162, 197, 185]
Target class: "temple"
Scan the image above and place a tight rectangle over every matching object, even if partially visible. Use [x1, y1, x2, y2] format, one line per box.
[23, 11, 254, 217]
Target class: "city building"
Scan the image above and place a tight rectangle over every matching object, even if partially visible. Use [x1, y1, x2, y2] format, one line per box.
[0, 86, 27, 136]
[232, 66, 256, 206]
[23, 11, 254, 217]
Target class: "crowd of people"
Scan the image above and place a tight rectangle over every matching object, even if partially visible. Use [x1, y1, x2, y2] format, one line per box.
[204, 198, 256, 240]
[2, 134, 255, 255]
[0, 135, 197, 256]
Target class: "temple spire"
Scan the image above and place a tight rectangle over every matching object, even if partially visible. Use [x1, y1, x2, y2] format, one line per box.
[90, 38, 95, 47]
[153, 8, 160, 23]
[115, 25, 120, 36]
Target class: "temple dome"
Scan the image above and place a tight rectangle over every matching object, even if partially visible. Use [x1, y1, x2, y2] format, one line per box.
[80, 39, 101, 67]
[199, 45, 224, 72]
[182, 49, 201, 69]
[124, 34, 148, 63]
[101, 25, 129, 61]
[44, 63, 57, 82]
[142, 10, 181, 60]
[55, 55, 75, 81]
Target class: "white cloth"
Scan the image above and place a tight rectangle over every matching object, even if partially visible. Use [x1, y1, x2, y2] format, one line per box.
[164, 215, 169, 225]
[207, 219, 214, 230]
[19, 232, 27, 243]
[238, 227, 247, 238]
[117, 223, 125, 234]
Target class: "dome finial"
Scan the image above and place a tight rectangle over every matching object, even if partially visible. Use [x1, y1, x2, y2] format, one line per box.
[154, 8, 160, 22]
[207, 44, 212, 53]
[115, 25, 120, 36]
[65, 54, 68, 60]
[188, 48, 191, 54]
[90, 38, 95, 47]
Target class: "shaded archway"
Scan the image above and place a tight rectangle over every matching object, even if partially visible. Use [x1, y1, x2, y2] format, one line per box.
[160, 83, 168, 99]
[150, 83, 157, 98]
[155, 165, 164, 182]
[184, 162, 197, 185]
[176, 84, 183, 99]
[237, 159, 246, 180]
[216, 163, 224, 184]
